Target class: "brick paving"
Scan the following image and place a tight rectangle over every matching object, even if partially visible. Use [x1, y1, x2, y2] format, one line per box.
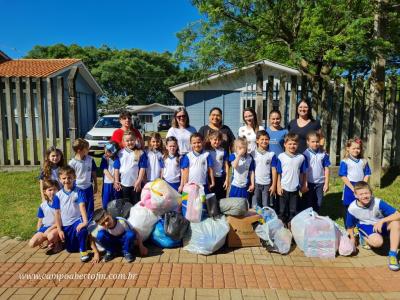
[0, 235, 399, 299]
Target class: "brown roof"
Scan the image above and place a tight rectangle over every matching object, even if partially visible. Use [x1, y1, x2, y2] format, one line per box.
[0, 59, 81, 77]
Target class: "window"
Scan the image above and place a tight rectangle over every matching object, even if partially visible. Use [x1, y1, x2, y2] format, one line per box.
[161, 114, 172, 120]
[95, 117, 121, 128]
[139, 114, 153, 123]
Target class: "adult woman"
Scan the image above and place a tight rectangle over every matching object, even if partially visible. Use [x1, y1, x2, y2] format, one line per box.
[287, 100, 322, 153]
[198, 107, 235, 152]
[110, 111, 144, 149]
[166, 107, 196, 155]
[238, 107, 264, 153]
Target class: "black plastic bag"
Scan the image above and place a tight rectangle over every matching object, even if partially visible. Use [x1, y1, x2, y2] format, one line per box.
[164, 211, 189, 241]
[205, 193, 221, 218]
[106, 198, 133, 219]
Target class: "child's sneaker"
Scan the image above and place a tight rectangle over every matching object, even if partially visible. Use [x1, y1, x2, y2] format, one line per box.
[124, 252, 135, 263]
[103, 251, 114, 262]
[358, 232, 371, 250]
[388, 255, 400, 271]
[80, 251, 90, 263]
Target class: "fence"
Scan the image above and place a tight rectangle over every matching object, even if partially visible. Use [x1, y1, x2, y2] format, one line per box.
[0, 67, 79, 167]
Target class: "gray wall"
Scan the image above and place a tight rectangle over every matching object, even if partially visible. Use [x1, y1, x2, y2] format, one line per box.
[184, 90, 241, 136]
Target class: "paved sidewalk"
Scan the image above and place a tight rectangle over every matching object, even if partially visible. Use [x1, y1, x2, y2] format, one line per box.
[1, 235, 399, 300]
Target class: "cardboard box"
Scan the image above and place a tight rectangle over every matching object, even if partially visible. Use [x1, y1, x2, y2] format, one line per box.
[227, 212, 262, 247]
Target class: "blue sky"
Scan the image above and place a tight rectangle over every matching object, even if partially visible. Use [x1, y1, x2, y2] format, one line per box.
[0, 0, 201, 58]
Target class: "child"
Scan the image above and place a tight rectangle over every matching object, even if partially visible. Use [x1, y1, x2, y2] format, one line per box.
[181, 133, 215, 193]
[346, 181, 400, 271]
[39, 146, 64, 199]
[29, 180, 62, 254]
[207, 131, 229, 200]
[339, 137, 371, 222]
[266, 110, 288, 157]
[68, 138, 97, 220]
[90, 208, 148, 263]
[114, 131, 147, 205]
[276, 133, 308, 224]
[53, 166, 90, 262]
[100, 142, 119, 209]
[251, 130, 277, 208]
[162, 136, 183, 192]
[303, 132, 331, 213]
[146, 132, 164, 182]
[229, 137, 255, 199]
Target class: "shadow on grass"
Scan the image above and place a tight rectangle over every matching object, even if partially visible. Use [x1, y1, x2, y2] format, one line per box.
[381, 167, 400, 188]
[320, 192, 344, 222]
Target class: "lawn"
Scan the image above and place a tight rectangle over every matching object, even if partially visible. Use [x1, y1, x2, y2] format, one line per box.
[1, 168, 400, 240]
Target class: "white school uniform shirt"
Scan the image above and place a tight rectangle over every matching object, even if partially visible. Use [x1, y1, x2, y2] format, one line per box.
[346, 197, 397, 227]
[37, 201, 56, 228]
[39, 167, 62, 189]
[276, 152, 308, 192]
[101, 217, 131, 236]
[146, 150, 163, 181]
[52, 187, 85, 226]
[208, 147, 228, 178]
[251, 149, 277, 185]
[114, 149, 147, 187]
[100, 156, 116, 184]
[229, 153, 255, 188]
[338, 156, 371, 182]
[180, 151, 213, 185]
[238, 125, 265, 153]
[68, 156, 96, 189]
[166, 126, 197, 154]
[163, 156, 181, 183]
[303, 148, 331, 184]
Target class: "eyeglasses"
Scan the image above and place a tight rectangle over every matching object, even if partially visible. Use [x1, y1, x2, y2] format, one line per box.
[176, 115, 186, 119]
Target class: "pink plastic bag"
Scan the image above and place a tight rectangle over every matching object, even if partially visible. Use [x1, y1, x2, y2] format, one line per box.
[339, 233, 355, 256]
[182, 183, 205, 223]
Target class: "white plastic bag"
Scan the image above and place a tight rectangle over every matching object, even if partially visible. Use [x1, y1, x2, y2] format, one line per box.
[182, 183, 206, 223]
[303, 215, 337, 259]
[127, 203, 159, 241]
[290, 207, 315, 251]
[219, 197, 248, 216]
[183, 216, 230, 255]
[335, 224, 355, 256]
[273, 227, 292, 254]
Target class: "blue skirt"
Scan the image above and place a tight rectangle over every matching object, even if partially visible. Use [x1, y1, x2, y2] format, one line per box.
[166, 181, 180, 192]
[102, 182, 119, 209]
[229, 185, 248, 198]
[342, 181, 357, 205]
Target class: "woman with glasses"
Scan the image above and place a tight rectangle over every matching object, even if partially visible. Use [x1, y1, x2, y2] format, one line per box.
[166, 107, 197, 155]
[110, 111, 144, 149]
[198, 107, 235, 153]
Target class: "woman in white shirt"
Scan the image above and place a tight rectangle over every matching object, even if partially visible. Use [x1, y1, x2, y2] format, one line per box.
[238, 107, 264, 153]
[166, 107, 197, 155]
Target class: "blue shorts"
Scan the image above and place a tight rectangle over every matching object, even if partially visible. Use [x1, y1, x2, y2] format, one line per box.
[358, 223, 389, 237]
[229, 185, 248, 198]
[63, 219, 88, 253]
[166, 181, 180, 192]
[37, 226, 50, 233]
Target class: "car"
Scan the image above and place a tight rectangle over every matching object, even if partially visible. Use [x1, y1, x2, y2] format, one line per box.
[85, 114, 143, 151]
[157, 119, 171, 131]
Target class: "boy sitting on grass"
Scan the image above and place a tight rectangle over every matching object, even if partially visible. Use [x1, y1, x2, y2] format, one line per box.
[90, 208, 148, 263]
[346, 181, 400, 271]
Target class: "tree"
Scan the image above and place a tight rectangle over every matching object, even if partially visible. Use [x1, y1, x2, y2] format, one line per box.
[26, 44, 193, 105]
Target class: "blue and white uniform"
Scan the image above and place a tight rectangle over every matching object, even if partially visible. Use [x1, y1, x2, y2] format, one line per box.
[228, 153, 255, 198]
[37, 201, 56, 233]
[338, 156, 371, 205]
[251, 149, 277, 207]
[303, 148, 331, 212]
[100, 155, 119, 209]
[69, 156, 97, 219]
[53, 187, 88, 253]
[146, 150, 163, 182]
[346, 197, 397, 236]
[208, 147, 229, 200]
[180, 150, 213, 193]
[39, 167, 62, 189]
[162, 155, 181, 191]
[114, 149, 148, 187]
[276, 153, 308, 192]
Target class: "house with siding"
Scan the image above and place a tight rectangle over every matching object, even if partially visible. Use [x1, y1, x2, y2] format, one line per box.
[0, 51, 103, 167]
[127, 103, 180, 132]
[169, 59, 301, 135]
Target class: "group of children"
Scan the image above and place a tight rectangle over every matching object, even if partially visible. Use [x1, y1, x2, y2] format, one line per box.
[29, 109, 400, 270]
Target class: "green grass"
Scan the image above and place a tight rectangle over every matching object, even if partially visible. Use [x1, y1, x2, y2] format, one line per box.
[1, 168, 400, 240]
